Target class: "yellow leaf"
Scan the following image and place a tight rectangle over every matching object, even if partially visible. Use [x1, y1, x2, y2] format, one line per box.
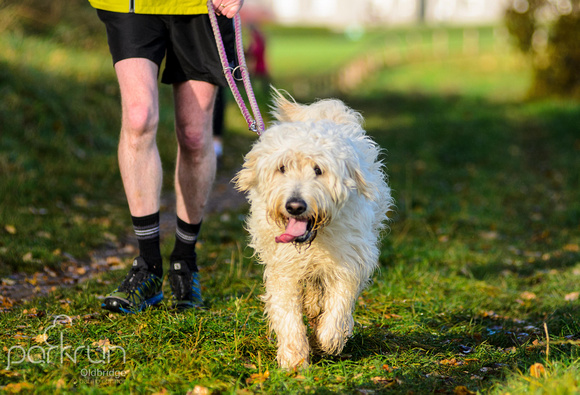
[92, 339, 116, 353]
[25, 277, 37, 286]
[76, 267, 87, 275]
[565, 292, 579, 302]
[371, 377, 396, 386]
[0, 296, 14, 309]
[0, 369, 21, 378]
[4, 225, 16, 234]
[520, 291, 536, 300]
[384, 313, 402, 319]
[563, 244, 579, 252]
[454, 386, 476, 395]
[73, 195, 89, 207]
[530, 363, 546, 378]
[3, 382, 34, 393]
[106, 256, 122, 266]
[22, 252, 33, 262]
[34, 334, 48, 343]
[246, 370, 270, 384]
[56, 378, 66, 389]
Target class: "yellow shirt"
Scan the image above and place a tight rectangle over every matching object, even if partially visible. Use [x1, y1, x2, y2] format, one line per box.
[88, 0, 208, 15]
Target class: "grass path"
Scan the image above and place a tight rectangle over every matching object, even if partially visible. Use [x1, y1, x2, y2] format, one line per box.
[1, 20, 580, 394]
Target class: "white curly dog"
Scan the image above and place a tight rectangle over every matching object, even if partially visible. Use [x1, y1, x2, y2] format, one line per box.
[234, 90, 392, 369]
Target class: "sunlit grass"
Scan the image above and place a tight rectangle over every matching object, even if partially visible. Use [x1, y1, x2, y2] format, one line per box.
[1, 8, 580, 394]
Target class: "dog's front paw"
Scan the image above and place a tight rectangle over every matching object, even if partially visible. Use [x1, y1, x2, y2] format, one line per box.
[315, 315, 354, 355]
[277, 343, 310, 369]
[316, 328, 347, 355]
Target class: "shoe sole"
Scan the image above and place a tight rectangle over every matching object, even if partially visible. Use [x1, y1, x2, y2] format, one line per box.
[101, 292, 164, 314]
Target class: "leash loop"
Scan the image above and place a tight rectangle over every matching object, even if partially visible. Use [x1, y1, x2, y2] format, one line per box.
[207, 0, 265, 135]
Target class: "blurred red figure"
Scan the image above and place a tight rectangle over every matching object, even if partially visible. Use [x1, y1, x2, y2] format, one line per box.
[247, 24, 270, 92]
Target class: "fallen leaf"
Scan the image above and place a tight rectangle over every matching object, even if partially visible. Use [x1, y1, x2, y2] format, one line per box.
[371, 377, 397, 387]
[246, 370, 270, 385]
[479, 231, 498, 240]
[0, 296, 14, 309]
[454, 386, 476, 395]
[56, 378, 66, 389]
[73, 195, 89, 207]
[37, 231, 52, 239]
[22, 252, 33, 262]
[564, 292, 579, 302]
[4, 225, 16, 234]
[34, 334, 48, 343]
[530, 363, 546, 378]
[384, 313, 402, 320]
[563, 244, 579, 252]
[3, 382, 35, 393]
[520, 291, 536, 300]
[188, 386, 210, 395]
[439, 358, 459, 365]
[106, 256, 123, 266]
[92, 339, 114, 353]
[0, 369, 21, 378]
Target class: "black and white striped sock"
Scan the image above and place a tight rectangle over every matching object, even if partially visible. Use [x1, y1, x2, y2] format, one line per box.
[131, 212, 163, 278]
[170, 217, 201, 272]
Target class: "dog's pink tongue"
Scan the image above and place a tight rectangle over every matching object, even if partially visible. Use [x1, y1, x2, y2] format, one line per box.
[275, 218, 308, 243]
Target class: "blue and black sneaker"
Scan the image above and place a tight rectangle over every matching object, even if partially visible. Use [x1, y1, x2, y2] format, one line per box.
[101, 257, 163, 314]
[168, 261, 203, 310]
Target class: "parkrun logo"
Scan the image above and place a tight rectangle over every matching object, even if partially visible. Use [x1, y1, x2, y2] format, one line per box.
[5, 315, 126, 370]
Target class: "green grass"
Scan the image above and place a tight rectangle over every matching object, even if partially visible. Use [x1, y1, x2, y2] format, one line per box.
[2, 3, 580, 393]
[266, 25, 501, 80]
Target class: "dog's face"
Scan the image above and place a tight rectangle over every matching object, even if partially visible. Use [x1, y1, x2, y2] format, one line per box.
[235, 121, 371, 245]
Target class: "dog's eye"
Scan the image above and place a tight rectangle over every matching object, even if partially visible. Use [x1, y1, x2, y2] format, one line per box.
[279, 165, 285, 174]
[313, 165, 322, 176]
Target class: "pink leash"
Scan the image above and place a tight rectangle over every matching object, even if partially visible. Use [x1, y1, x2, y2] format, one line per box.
[207, 1, 265, 135]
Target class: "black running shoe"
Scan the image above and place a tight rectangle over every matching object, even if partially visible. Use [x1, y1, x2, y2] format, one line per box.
[101, 257, 163, 314]
[168, 261, 203, 310]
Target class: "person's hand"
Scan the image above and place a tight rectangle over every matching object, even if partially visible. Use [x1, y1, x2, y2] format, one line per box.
[212, 0, 243, 18]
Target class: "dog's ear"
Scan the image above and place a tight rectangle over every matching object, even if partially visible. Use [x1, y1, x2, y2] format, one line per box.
[345, 159, 375, 200]
[270, 87, 302, 122]
[233, 154, 257, 192]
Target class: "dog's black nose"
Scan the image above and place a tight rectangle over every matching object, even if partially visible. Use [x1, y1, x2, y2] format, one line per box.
[286, 198, 307, 216]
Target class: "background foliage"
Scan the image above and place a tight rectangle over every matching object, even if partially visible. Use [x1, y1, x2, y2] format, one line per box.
[505, 0, 580, 97]
[1, 0, 580, 394]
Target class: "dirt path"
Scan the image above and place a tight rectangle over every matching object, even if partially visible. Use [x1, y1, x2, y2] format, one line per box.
[0, 173, 247, 307]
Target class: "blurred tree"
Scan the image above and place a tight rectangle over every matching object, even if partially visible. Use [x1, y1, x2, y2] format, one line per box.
[505, 0, 580, 97]
[0, 0, 105, 49]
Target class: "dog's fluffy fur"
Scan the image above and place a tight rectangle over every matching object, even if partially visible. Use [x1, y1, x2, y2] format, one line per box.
[234, 90, 392, 368]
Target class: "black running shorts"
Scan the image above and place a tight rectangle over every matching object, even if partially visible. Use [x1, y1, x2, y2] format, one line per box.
[96, 10, 236, 86]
